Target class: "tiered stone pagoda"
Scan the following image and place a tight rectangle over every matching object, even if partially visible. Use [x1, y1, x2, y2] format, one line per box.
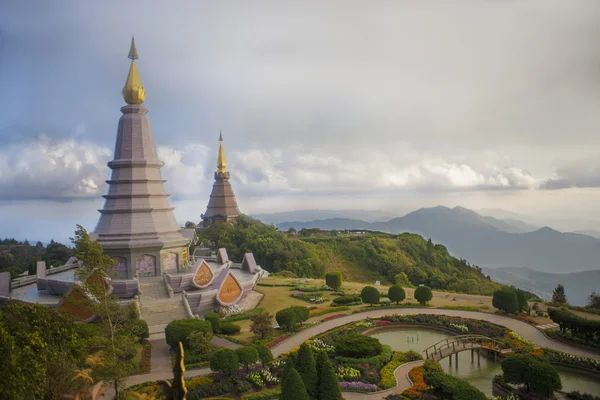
[93, 37, 189, 278]
[200, 133, 241, 228]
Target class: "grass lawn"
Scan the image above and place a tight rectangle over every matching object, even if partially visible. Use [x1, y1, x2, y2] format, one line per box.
[131, 343, 143, 367]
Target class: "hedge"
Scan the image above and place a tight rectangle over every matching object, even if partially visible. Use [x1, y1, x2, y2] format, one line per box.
[205, 312, 221, 332]
[219, 322, 241, 335]
[165, 319, 212, 348]
[132, 319, 150, 340]
[548, 307, 600, 342]
[332, 295, 362, 305]
[325, 272, 343, 290]
[309, 306, 350, 317]
[334, 334, 382, 358]
[334, 344, 393, 368]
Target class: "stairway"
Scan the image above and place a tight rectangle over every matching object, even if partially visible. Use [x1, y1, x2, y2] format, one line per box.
[138, 276, 188, 336]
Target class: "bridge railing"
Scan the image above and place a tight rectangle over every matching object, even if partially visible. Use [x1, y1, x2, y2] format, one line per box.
[422, 334, 508, 360]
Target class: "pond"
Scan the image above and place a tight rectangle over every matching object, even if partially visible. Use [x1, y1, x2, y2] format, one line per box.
[367, 326, 600, 396]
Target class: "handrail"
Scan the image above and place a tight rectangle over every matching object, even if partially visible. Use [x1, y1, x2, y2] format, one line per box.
[422, 334, 508, 359]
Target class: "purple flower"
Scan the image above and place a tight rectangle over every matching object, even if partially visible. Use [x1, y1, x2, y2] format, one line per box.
[339, 381, 378, 392]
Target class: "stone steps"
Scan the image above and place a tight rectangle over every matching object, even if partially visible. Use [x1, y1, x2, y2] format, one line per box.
[140, 300, 188, 327]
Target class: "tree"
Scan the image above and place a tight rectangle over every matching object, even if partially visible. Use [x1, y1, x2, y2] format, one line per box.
[71, 225, 141, 397]
[414, 285, 433, 305]
[394, 272, 412, 287]
[516, 289, 528, 313]
[254, 344, 273, 367]
[325, 272, 343, 290]
[388, 285, 406, 304]
[165, 319, 213, 348]
[587, 291, 600, 309]
[276, 308, 299, 331]
[43, 241, 72, 267]
[492, 288, 519, 314]
[360, 286, 380, 306]
[250, 311, 274, 339]
[236, 346, 259, 372]
[0, 301, 86, 400]
[280, 366, 309, 400]
[318, 357, 343, 400]
[184, 221, 197, 228]
[295, 343, 318, 397]
[210, 349, 239, 375]
[552, 284, 567, 304]
[501, 354, 561, 398]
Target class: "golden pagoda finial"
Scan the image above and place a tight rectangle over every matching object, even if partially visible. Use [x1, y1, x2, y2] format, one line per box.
[122, 36, 146, 105]
[217, 131, 227, 173]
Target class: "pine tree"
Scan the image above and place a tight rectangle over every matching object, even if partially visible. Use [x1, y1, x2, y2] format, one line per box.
[552, 284, 567, 304]
[280, 366, 309, 400]
[318, 357, 343, 400]
[295, 343, 318, 398]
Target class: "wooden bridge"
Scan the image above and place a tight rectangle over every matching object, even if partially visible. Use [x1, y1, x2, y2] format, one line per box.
[423, 334, 513, 365]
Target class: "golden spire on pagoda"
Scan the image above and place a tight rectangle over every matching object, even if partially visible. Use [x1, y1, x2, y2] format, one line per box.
[217, 131, 227, 173]
[122, 36, 146, 105]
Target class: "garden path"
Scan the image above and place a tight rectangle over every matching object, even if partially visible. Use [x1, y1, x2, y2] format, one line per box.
[105, 308, 600, 400]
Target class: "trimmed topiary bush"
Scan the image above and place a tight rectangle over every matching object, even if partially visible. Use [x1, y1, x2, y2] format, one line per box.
[414, 286, 433, 305]
[360, 286, 380, 306]
[205, 312, 221, 332]
[236, 346, 259, 371]
[254, 344, 273, 367]
[388, 285, 406, 304]
[165, 319, 212, 348]
[280, 366, 309, 400]
[332, 295, 362, 305]
[334, 333, 382, 358]
[295, 343, 318, 397]
[276, 306, 309, 331]
[325, 272, 343, 290]
[219, 322, 241, 335]
[318, 356, 343, 400]
[210, 348, 240, 375]
[289, 306, 309, 322]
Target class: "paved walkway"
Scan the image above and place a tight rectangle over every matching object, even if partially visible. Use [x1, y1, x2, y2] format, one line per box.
[537, 322, 559, 330]
[106, 308, 600, 400]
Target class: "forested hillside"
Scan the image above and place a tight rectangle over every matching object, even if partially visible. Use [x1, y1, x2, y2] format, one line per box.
[0, 239, 72, 278]
[199, 217, 502, 295]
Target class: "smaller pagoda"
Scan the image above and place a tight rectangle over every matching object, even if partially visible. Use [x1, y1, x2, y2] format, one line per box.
[200, 133, 241, 228]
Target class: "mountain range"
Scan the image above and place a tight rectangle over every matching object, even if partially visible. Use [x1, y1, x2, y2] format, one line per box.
[269, 206, 600, 303]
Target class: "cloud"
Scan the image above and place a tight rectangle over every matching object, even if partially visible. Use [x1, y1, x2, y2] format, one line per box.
[540, 161, 600, 190]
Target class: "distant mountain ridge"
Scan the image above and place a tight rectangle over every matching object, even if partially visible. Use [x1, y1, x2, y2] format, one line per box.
[482, 266, 600, 306]
[273, 206, 600, 275]
[251, 209, 395, 224]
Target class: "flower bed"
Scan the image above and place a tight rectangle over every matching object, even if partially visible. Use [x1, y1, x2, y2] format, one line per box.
[378, 314, 509, 339]
[322, 313, 347, 322]
[290, 291, 326, 304]
[308, 338, 334, 353]
[131, 339, 152, 375]
[309, 306, 350, 317]
[240, 388, 280, 400]
[379, 350, 423, 389]
[336, 366, 361, 381]
[339, 381, 378, 392]
[546, 330, 600, 352]
[543, 348, 600, 372]
[266, 335, 289, 349]
[401, 366, 427, 398]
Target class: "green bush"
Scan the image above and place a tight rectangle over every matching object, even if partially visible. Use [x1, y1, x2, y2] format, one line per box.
[219, 322, 241, 335]
[492, 288, 519, 314]
[130, 319, 149, 340]
[501, 354, 562, 398]
[165, 319, 212, 348]
[360, 286, 380, 305]
[205, 312, 221, 332]
[318, 356, 343, 400]
[254, 344, 273, 366]
[332, 295, 362, 305]
[414, 286, 433, 305]
[236, 346, 259, 371]
[76, 322, 102, 339]
[296, 344, 318, 397]
[334, 344, 393, 368]
[209, 349, 239, 375]
[334, 334, 383, 358]
[379, 350, 423, 389]
[325, 272, 343, 290]
[424, 368, 487, 400]
[289, 306, 309, 322]
[276, 306, 309, 331]
[388, 285, 406, 304]
[280, 367, 309, 400]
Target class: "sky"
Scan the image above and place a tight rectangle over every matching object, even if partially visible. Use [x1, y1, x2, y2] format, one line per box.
[1, 0, 600, 243]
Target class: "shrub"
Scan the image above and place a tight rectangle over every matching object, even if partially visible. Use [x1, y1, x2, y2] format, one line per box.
[360, 286, 380, 305]
[325, 272, 343, 290]
[334, 334, 382, 358]
[165, 319, 212, 348]
[388, 285, 406, 304]
[254, 344, 273, 366]
[277, 270, 297, 278]
[501, 354, 562, 398]
[332, 295, 362, 305]
[276, 306, 309, 331]
[334, 344, 393, 368]
[414, 286, 433, 305]
[424, 368, 487, 400]
[205, 312, 221, 332]
[295, 344, 318, 397]
[187, 331, 213, 354]
[250, 311, 274, 339]
[219, 322, 241, 335]
[280, 367, 309, 400]
[289, 306, 310, 322]
[318, 357, 343, 400]
[241, 388, 281, 400]
[236, 346, 259, 371]
[492, 288, 519, 314]
[75, 322, 102, 339]
[209, 349, 239, 375]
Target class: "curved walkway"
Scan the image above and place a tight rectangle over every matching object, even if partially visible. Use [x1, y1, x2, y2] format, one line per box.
[110, 308, 600, 400]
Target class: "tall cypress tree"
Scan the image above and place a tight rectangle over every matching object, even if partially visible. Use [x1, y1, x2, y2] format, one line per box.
[295, 343, 318, 398]
[318, 357, 343, 400]
[280, 366, 309, 400]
